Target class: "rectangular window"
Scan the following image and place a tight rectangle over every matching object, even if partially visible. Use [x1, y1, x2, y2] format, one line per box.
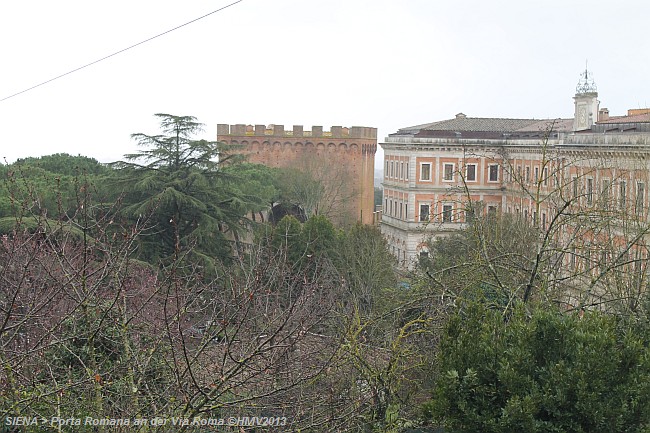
[443, 163, 454, 181]
[488, 205, 497, 217]
[525, 167, 530, 183]
[572, 176, 579, 199]
[601, 179, 611, 208]
[599, 251, 609, 273]
[619, 251, 630, 271]
[534, 167, 539, 183]
[442, 204, 453, 223]
[384, 198, 388, 212]
[517, 166, 522, 183]
[405, 163, 409, 181]
[405, 204, 408, 220]
[488, 164, 499, 182]
[390, 161, 394, 178]
[420, 163, 431, 181]
[633, 259, 644, 285]
[542, 212, 547, 230]
[400, 161, 404, 180]
[465, 206, 475, 223]
[570, 246, 577, 268]
[465, 164, 477, 182]
[586, 178, 593, 205]
[389, 200, 393, 216]
[636, 182, 645, 214]
[620, 180, 627, 209]
[385, 160, 389, 176]
[543, 167, 548, 186]
[399, 201, 403, 219]
[419, 204, 430, 222]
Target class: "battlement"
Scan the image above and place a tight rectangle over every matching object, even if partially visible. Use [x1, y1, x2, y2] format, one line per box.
[217, 122, 377, 224]
[217, 124, 377, 140]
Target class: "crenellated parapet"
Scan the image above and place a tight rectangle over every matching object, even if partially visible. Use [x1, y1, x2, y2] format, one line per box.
[217, 122, 377, 225]
[217, 124, 377, 140]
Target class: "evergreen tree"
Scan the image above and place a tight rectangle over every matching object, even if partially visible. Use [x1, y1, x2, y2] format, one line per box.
[428, 304, 650, 432]
[112, 113, 263, 270]
[14, 153, 109, 176]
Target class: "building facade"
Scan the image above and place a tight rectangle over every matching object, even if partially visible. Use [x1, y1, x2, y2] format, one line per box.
[381, 71, 650, 270]
[218, 124, 377, 225]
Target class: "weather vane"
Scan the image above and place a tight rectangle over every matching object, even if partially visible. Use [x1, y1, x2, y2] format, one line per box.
[576, 60, 597, 94]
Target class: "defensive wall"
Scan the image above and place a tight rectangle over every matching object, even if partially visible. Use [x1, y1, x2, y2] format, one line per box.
[217, 124, 377, 225]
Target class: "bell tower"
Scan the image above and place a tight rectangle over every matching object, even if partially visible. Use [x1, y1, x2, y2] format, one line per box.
[573, 67, 599, 131]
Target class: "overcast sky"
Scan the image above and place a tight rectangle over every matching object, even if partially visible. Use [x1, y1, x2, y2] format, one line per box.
[1, 0, 649, 168]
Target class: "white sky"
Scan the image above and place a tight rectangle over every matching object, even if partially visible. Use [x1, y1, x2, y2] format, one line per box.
[1, 0, 650, 168]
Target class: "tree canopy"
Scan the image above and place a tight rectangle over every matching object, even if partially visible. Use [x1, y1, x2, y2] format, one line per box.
[13, 153, 109, 176]
[428, 303, 650, 432]
[111, 114, 272, 269]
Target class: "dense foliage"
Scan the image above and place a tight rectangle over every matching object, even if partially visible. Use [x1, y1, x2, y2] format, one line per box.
[428, 303, 650, 432]
[110, 114, 277, 270]
[13, 153, 110, 176]
[0, 154, 109, 221]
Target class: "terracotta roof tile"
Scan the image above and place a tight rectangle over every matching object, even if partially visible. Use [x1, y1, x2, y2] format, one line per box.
[514, 118, 573, 133]
[598, 113, 650, 124]
[395, 116, 571, 135]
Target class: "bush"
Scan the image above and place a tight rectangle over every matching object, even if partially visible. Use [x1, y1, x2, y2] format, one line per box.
[429, 304, 650, 432]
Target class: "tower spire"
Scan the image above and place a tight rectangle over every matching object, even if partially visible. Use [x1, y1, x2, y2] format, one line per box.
[573, 64, 599, 131]
[576, 61, 597, 94]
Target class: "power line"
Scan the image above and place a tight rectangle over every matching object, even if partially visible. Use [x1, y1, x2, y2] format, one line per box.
[1, 0, 243, 103]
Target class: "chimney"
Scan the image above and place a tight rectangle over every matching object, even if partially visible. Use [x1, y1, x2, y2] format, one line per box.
[598, 108, 609, 122]
[455, 113, 467, 119]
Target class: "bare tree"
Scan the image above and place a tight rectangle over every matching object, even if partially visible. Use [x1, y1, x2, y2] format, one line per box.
[276, 153, 358, 226]
[0, 182, 371, 432]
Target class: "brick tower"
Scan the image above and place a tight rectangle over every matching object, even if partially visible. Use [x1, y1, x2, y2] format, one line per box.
[217, 124, 377, 225]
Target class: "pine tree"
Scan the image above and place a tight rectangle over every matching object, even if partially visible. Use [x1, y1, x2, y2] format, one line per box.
[112, 114, 261, 270]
